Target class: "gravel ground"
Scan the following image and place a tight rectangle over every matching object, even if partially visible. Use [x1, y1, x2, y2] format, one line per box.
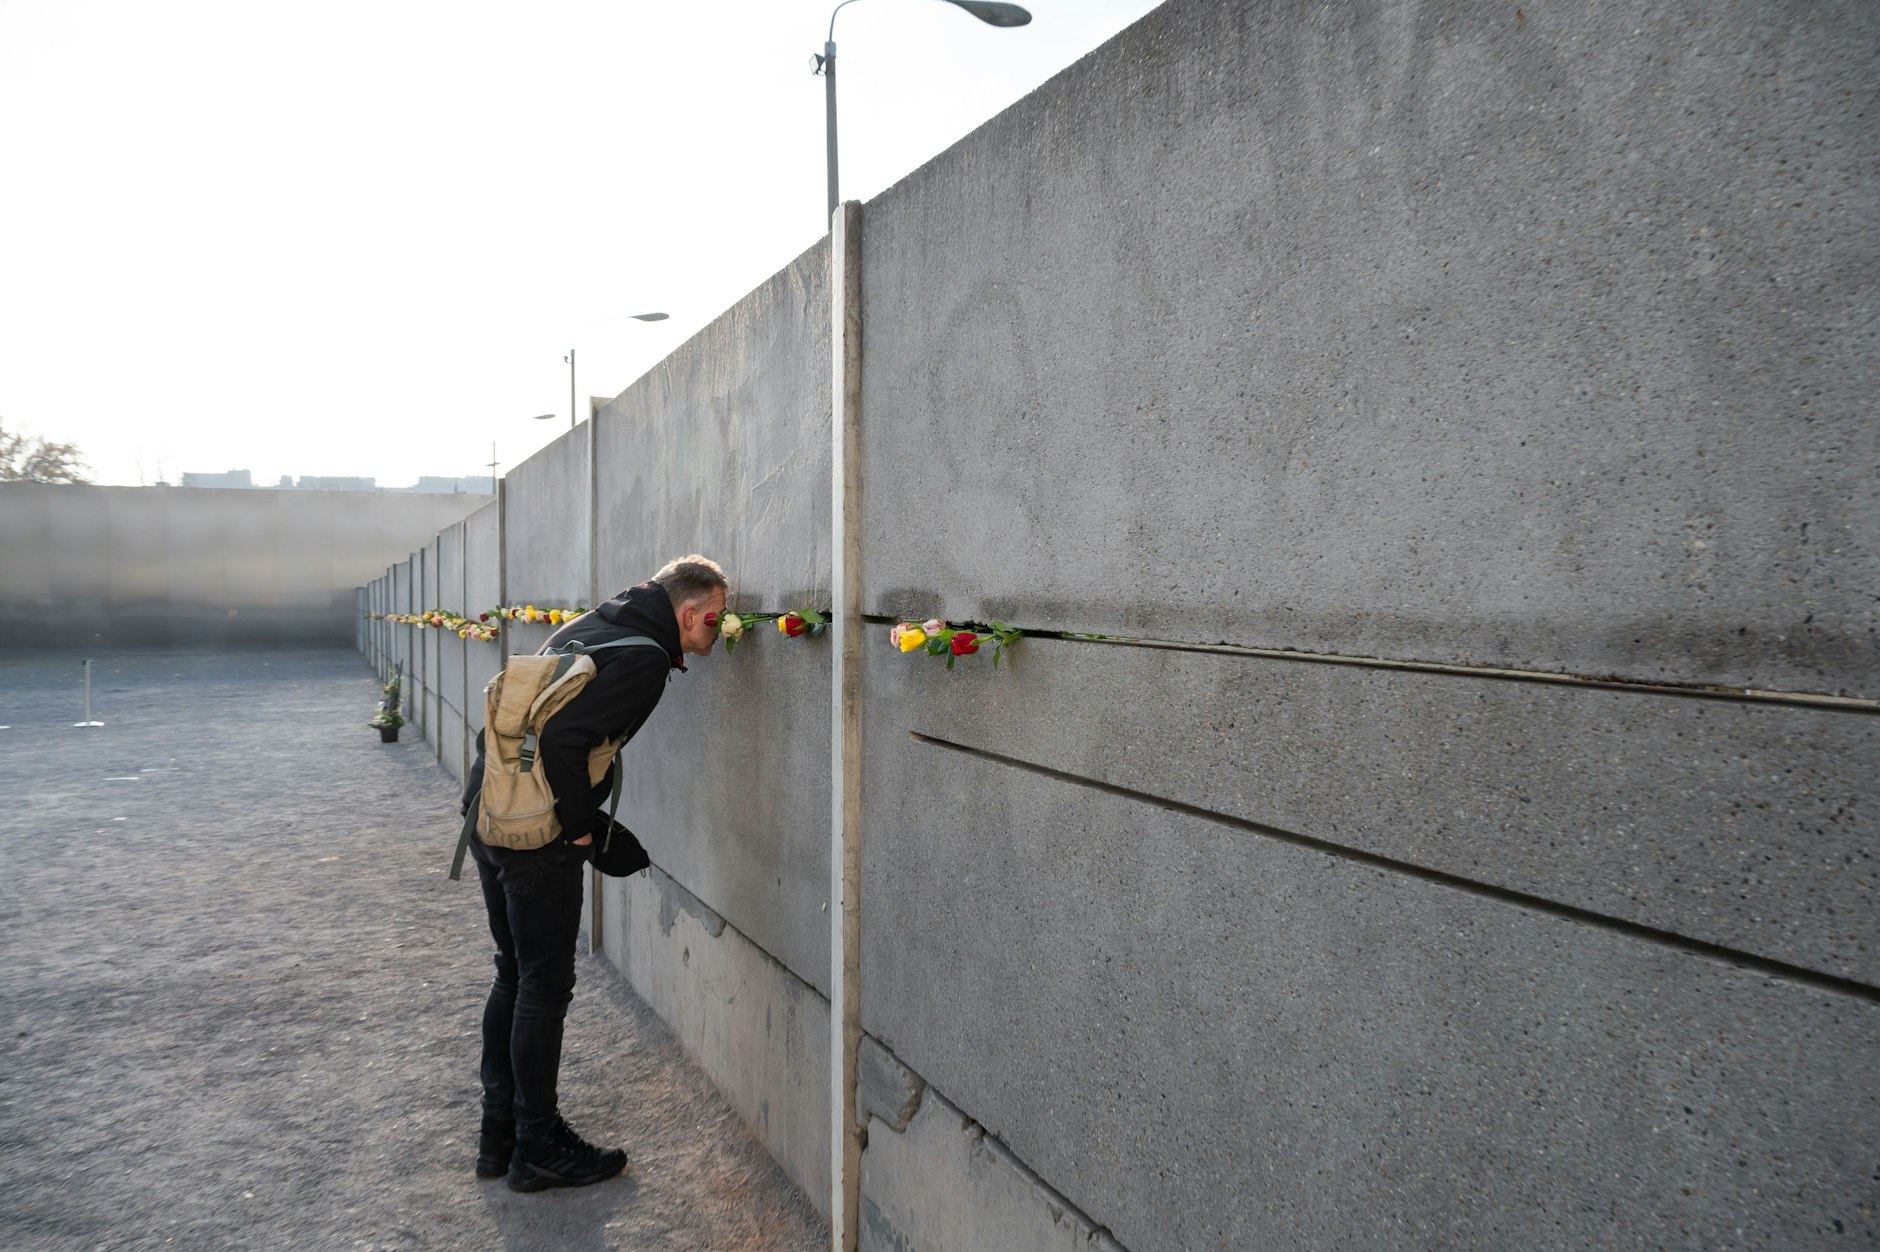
[0, 648, 828, 1252]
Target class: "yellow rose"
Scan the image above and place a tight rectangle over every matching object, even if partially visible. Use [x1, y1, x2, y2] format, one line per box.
[548, 609, 562, 625]
[896, 625, 927, 653]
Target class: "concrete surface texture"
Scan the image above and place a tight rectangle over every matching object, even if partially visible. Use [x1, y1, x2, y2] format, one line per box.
[866, 637, 1878, 986]
[434, 523, 468, 780]
[586, 239, 838, 997]
[858, 0, 1877, 697]
[420, 541, 439, 745]
[390, 559, 413, 685]
[0, 650, 826, 1251]
[592, 239, 831, 606]
[860, 1071, 1121, 1252]
[601, 863, 834, 1220]
[858, 736, 1879, 1250]
[0, 484, 486, 649]
[462, 502, 503, 749]
[610, 639, 835, 998]
[503, 428, 590, 607]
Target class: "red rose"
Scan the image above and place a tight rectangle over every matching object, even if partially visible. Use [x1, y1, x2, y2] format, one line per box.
[780, 612, 809, 637]
[950, 631, 979, 656]
[478, 612, 489, 622]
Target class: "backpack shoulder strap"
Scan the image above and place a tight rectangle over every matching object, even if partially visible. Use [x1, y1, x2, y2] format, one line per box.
[448, 636, 667, 881]
[548, 634, 665, 659]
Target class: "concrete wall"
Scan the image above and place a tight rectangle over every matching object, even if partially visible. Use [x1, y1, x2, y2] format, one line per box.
[594, 239, 834, 997]
[503, 426, 588, 609]
[359, 1, 1877, 1247]
[589, 241, 837, 1204]
[858, 0, 1875, 700]
[0, 483, 486, 649]
[435, 522, 468, 781]
[462, 501, 502, 777]
[844, 1, 1879, 1247]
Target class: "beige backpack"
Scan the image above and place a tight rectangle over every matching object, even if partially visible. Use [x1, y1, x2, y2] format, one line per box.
[448, 635, 664, 879]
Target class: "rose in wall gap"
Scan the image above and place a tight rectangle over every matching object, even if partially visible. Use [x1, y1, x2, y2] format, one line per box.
[715, 608, 826, 654]
[890, 617, 1023, 670]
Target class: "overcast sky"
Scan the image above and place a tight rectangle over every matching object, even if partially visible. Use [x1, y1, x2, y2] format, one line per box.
[1, 0, 1164, 489]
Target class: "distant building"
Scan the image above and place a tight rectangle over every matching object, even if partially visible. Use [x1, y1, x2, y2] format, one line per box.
[181, 470, 254, 489]
[391, 475, 496, 495]
[179, 470, 492, 496]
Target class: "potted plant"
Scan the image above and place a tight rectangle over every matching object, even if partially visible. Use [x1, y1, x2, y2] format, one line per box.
[370, 667, 407, 742]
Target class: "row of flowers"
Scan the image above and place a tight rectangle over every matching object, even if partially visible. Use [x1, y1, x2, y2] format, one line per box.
[890, 618, 1023, 669]
[367, 606, 1024, 668]
[711, 610, 827, 653]
[368, 604, 590, 641]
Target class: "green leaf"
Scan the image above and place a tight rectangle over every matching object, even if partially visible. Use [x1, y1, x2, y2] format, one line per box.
[926, 637, 947, 656]
[810, 622, 827, 637]
[945, 653, 956, 670]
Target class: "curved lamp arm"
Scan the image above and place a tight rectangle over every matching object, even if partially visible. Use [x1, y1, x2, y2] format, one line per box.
[817, 0, 1032, 221]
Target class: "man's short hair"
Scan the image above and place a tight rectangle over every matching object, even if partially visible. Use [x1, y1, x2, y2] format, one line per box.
[652, 554, 728, 606]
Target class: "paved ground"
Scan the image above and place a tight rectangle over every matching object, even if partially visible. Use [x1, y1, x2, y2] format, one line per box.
[0, 648, 828, 1251]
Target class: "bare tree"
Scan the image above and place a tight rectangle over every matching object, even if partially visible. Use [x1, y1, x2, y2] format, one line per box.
[0, 418, 91, 484]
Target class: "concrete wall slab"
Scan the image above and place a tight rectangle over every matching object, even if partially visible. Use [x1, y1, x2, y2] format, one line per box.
[390, 561, 412, 683]
[857, 0, 1878, 697]
[462, 502, 500, 620]
[436, 522, 468, 756]
[859, 743, 1879, 1250]
[611, 640, 833, 995]
[581, 241, 837, 995]
[860, 1069, 1118, 1252]
[462, 503, 503, 740]
[503, 430, 588, 607]
[420, 544, 439, 744]
[865, 637, 1878, 985]
[602, 865, 830, 1216]
[592, 241, 830, 603]
[439, 712, 466, 785]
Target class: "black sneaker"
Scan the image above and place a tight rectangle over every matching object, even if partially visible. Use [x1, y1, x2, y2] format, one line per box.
[476, 1118, 516, 1179]
[505, 1118, 628, 1192]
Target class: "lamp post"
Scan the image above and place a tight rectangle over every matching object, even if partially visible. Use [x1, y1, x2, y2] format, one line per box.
[812, 0, 1031, 225]
[557, 312, 671, 430]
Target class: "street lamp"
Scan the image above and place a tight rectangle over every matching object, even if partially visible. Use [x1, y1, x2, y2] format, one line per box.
[812, 0, 1031, 224]
[558, 312, 671, 430]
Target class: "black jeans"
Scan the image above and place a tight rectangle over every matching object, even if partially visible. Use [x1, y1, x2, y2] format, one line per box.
[471, 836, 588, 1139]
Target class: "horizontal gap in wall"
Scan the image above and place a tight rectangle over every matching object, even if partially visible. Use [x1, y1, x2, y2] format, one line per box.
[911, 732, 1880, 1006]
[859, 615, 1873, 714]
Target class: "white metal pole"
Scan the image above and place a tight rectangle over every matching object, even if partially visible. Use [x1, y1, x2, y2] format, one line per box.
[74, 658, 103, 727]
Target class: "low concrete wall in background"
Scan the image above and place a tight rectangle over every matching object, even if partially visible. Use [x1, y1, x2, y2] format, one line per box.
[0, 484, 486, 649]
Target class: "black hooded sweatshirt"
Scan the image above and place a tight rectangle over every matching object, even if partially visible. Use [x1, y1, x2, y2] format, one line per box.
[461, 580, 687, 844]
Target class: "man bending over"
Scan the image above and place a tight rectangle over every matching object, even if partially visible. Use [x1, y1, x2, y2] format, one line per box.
[462, 554, 728, 1192]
